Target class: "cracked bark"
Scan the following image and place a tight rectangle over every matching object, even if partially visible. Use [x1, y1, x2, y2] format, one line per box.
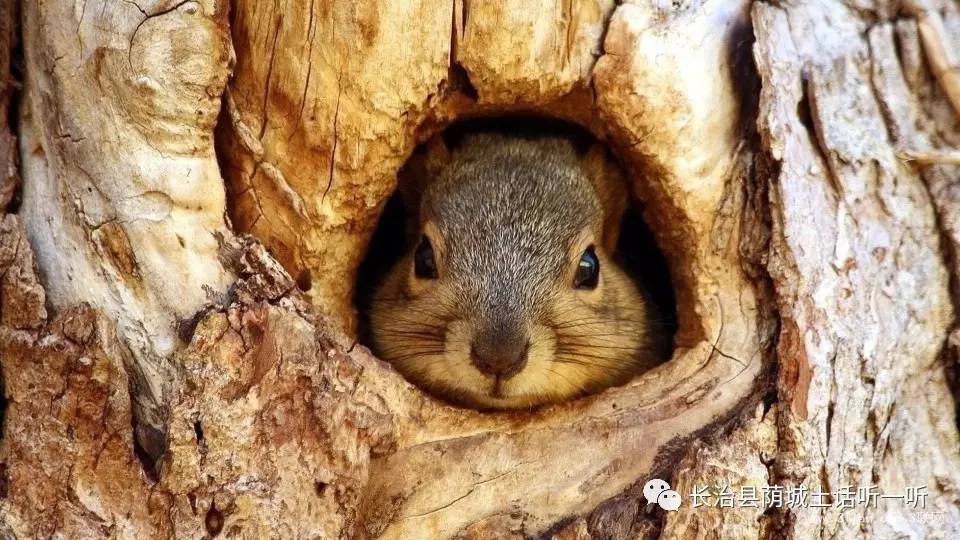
[0, 0, 958, 538]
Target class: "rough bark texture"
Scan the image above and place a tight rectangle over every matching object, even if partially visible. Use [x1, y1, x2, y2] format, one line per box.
[754, 1, 960, 537]
[0, 0, 15, 213]
[16, 0, 237, 435]
[0, 0, 957, 539]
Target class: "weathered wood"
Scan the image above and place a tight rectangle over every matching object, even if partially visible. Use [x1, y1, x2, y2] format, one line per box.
[0, 0, 958, 538]
[221, 0, 768, 537]
[17, 0, 237, 435]
[0, 0, 16, 213]
[754, 1, 960, 537]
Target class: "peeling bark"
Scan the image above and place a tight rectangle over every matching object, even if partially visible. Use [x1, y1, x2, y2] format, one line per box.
[754, 1, 960, 537]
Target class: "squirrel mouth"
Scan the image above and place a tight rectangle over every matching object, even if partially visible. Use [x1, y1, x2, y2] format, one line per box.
[490, 377, 505, 399]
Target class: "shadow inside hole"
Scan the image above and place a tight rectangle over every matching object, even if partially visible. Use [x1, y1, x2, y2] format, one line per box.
[356, 193, 407, 346]
[356, 118, 678, 387]
[615, 204, 678, 354]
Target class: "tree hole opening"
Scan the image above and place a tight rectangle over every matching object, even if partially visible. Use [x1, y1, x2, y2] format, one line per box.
[357, 116, 677, 409]
[315, 481, 328, 496]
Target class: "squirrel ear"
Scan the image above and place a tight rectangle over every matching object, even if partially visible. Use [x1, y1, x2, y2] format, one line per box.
[580, 144, 629, 253]
[396, 135, 451, 215]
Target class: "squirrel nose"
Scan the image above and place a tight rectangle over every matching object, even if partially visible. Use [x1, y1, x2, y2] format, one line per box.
[470, 335, 530, 379]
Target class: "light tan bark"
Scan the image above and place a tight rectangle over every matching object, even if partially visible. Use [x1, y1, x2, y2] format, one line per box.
[0, 0, 957, 538]
[15, 0, 237, 442]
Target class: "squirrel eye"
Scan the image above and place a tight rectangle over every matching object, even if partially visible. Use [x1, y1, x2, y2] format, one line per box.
[574, 246, 599, 289]
[414, 235, 438, 279]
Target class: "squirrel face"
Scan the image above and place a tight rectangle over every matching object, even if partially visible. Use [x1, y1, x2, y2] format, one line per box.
[370, 133, 661, 409]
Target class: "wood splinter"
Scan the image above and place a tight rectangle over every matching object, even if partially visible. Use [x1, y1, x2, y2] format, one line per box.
[898, 148, 960, 165]
[903, 0, 960, 117]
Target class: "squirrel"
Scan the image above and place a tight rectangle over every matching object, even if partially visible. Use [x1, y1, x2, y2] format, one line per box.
[369, 131, 666, 409]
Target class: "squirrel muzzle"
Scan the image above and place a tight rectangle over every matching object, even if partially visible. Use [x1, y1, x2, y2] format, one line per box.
[469, 318, 531, 379]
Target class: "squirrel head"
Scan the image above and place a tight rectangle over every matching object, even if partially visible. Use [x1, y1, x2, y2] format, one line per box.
[370, 132, 662, 409]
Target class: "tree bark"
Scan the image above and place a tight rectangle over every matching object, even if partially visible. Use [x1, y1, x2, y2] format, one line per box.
[0, 0, 958, 538]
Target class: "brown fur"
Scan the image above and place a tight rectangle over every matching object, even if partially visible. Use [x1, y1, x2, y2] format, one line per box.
[370, 132, 663, 409]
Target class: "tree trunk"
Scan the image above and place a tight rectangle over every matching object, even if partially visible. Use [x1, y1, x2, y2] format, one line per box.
[0, 0, 958, 538]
